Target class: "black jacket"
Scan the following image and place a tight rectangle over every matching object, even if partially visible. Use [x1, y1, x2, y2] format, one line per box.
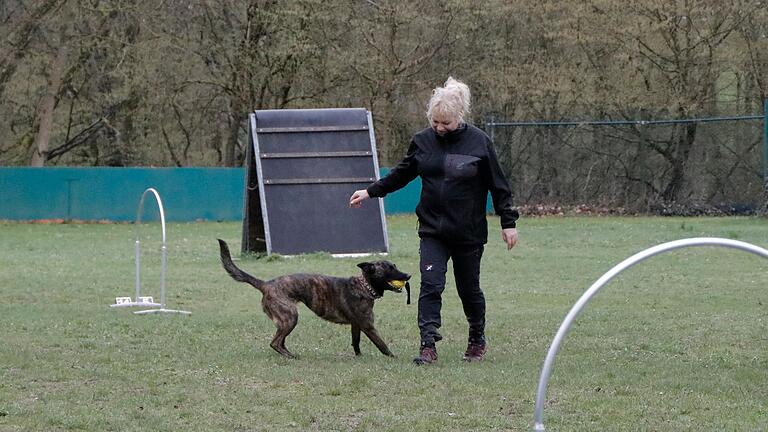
[367, 123, 519, 245]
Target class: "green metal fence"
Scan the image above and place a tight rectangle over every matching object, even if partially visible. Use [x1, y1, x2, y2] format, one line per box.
[0, 167, 422, 221]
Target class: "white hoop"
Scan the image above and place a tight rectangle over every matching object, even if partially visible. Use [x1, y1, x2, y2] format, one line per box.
[110, 187, 190, 315]
[533, 237, 768, 431]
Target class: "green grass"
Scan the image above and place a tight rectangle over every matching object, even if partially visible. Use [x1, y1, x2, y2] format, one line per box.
[1, 215, 767, 431]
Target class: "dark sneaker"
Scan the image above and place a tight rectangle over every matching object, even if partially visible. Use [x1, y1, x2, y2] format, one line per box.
[462, 341, 487, 362]
[413, 345, 438, 365]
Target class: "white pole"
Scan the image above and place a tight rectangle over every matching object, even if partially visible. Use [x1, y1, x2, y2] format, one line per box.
[134, 239, 141, 302]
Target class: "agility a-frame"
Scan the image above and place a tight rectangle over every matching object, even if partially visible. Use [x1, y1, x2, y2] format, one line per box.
[241, 108, 389, 256]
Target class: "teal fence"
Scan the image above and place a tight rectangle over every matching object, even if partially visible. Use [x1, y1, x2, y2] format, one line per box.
[0, 167, 422, 221]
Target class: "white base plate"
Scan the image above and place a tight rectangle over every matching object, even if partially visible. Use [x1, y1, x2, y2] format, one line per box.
[110, 296, 161, 308]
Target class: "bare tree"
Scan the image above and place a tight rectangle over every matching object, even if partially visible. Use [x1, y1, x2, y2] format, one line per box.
[321, 0, 459, 165]
[0, 0, 65, 100]
[522, 0, 763, 206]
[30, 44, 67, 166]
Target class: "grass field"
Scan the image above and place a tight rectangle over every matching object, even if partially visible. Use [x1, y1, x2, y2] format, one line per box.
[1, 215, 767, 431]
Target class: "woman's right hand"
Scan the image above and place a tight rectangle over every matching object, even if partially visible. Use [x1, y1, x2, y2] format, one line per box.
[349, 189, 370, 208]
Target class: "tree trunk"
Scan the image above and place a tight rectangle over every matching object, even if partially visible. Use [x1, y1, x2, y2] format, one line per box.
[661, 122, 697, 203]
[30, 45, 67, 166]
[224, 95, 244, 167]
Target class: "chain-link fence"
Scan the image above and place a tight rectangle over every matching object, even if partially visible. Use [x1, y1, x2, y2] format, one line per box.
[485, 106, 767, 214]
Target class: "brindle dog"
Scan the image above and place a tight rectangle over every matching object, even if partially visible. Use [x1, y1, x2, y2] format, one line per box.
[217, 239, 410, 358]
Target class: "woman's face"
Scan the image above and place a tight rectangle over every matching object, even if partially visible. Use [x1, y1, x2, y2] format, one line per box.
[431, 112, 460, 136]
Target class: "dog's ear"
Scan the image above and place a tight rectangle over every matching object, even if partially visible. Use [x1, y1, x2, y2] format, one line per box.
[357, 262, 374, 274]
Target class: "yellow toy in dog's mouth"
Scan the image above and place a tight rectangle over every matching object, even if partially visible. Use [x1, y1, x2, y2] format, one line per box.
[388, 280, 411, 304]
[388, 280, 407, 290]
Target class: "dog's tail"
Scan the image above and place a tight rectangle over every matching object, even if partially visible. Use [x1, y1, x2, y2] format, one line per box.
[217, 239, 266, 293]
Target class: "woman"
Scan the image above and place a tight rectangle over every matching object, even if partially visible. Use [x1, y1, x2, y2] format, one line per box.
[349, 77, 519, 365]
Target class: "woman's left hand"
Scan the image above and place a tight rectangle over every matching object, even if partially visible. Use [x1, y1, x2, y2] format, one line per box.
[501, 228, 518, 250]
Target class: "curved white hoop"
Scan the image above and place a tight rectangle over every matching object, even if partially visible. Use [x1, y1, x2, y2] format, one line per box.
[533, 237, 768, 431]
[110, 187, 189, 315]
[134, 188, 167, 309]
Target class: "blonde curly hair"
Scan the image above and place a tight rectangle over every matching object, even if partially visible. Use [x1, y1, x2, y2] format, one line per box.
[425, 76, 471, 124]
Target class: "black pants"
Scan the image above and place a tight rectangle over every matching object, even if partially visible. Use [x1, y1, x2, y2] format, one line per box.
[418, 236, 485, 346]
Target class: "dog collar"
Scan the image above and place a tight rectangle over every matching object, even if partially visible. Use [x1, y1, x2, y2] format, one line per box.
[359, 276, 381, 299]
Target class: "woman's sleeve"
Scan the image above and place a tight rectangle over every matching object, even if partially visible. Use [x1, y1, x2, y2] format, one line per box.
[366, 140, 419, 198]
[485, 140, 519, 228]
